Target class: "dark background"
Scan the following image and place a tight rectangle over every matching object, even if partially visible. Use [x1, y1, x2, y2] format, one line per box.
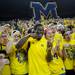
[0, 0, 75, 20]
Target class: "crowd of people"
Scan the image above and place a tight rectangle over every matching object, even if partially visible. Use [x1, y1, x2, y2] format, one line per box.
[0, 18, 75, 75]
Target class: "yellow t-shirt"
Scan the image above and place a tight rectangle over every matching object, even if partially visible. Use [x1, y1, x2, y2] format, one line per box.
[9, 45, 28, 74]
[2, 65, 11, 75]
[70, 33, 75, 40]
[74, 60, 75, 67]
[53, 32, 64, 47]
[48, 40, 65, 75]
[53, 32, 63, 49]
[62, 39, 75, 70]
[0, 45, 11, 75]
[22, 36, 50, 75]
[48, 56, 65, 75]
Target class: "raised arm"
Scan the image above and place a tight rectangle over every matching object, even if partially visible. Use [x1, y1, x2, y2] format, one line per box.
[16, 34, 30, 50]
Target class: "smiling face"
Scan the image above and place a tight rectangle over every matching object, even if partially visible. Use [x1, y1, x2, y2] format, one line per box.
[14, 34, 21, 41]
[34, 25, 44, 40]
[13, 31, 21, 42]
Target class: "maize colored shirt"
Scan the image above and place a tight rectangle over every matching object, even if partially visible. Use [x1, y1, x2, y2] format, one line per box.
[48, 40, 65, 75]
[62, 39, 75, 70]
[0, 45, 11, 75]
[53, 32, 63, 49]
[9, 44, 28, 75]
[54, 32, 63, 42]
[48, 56, 65, 75]
[70, 33, 75, 40]
[22, 36, 50, 75]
